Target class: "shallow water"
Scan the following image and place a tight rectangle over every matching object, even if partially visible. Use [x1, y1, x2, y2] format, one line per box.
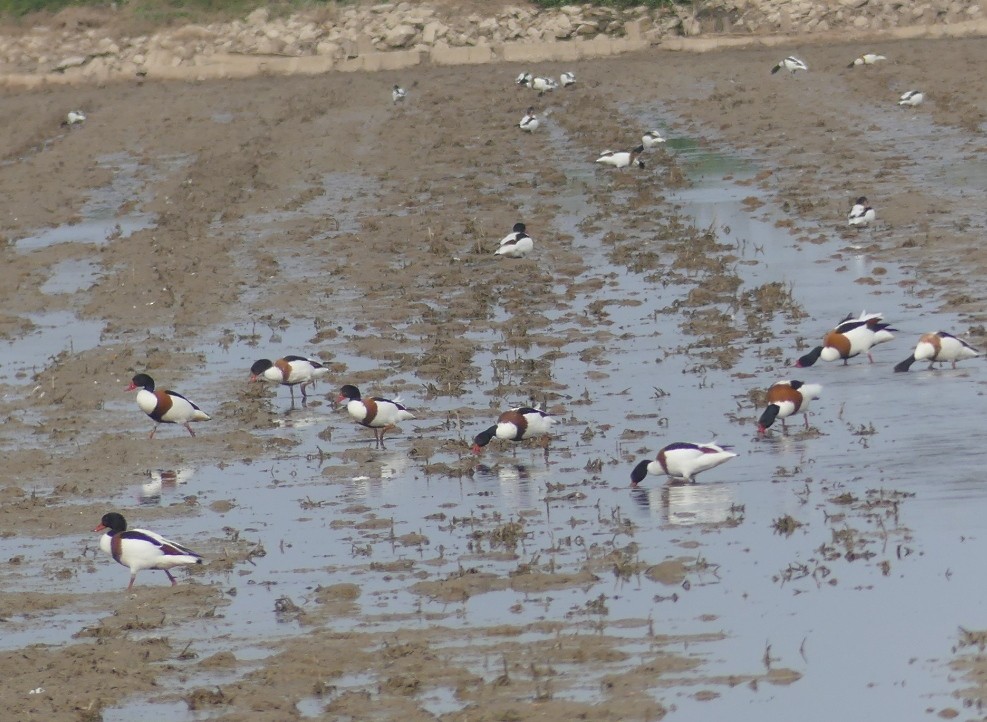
[5, 112, 986, 721]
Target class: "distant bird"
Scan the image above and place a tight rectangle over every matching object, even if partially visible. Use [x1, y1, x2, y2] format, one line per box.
[127, 373, 210, 438]
[560, 71, 576, 88]
[771, 56, 808, 75]
[65, 110, 86, 125]
[796, 311, 896, 367]
[894, 332, 981, 372]
[338, 384, 415, 447]
[630, 442, 736, 487]
[392, 84, 407, 103]
[516, 72, 557, 93]
[848, 196, 876, 227]
[642, 130, 666, 148]
[495, 222, 534, 258]
[899, 90, 924, 107]
[757, 380, 823, 433]
[519, 107, 539, 132]
[848, 53, 886, 67]
[250, 355, 329, 403]
[94, 512, 203, 590]
[471, 406, 556, 453]
[596, 145, 646, 170]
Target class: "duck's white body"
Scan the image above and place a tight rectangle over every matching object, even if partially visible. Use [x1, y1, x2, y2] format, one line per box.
[642, 130, 665, 148]
[496, 223, 534, 258]
[631, 442, 736, 486]
[495, 234, 534, 258]
[95, 513, 203, 590]
[596, 146, 645, 169]
[338, 385, 414, 446]
[519, 108, 539, 132]
[895, 332, 981, 371]
[759, 380, 823, 431]
[848, 197, 876, 226]
[495, 408, 555, 440]
[560, 72, 576, 87]
[771, 56, 808, 74]
[899, 90, 924, 106]
[849, 53, 886, 67]
[66, 110, 87, 125]
[392, 85, 407, 103]
[256, 357, 327, 387]
[516, 73, 557, 92]
[251, 356, 328, 401]
[796, 311, 896, 366]
[128, 374, 210, 438]
[471, 406, 557, 452]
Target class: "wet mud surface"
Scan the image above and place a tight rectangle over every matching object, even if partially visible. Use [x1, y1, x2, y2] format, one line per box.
[1, 36, 987, 721]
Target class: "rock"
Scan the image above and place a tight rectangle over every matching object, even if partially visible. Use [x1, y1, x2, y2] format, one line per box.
[384, 24, 417, 48]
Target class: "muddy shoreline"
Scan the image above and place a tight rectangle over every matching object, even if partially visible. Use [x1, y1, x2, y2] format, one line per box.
[1, 30, 986, 721]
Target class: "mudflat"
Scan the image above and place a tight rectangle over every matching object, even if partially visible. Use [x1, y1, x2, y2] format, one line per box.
[1, 29, 985, 721]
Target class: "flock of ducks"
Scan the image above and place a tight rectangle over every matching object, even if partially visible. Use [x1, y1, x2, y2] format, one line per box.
[98, 54, 971, 590]
[771, 51, 924, 108]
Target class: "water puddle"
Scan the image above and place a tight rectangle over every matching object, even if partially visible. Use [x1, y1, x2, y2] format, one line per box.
[0, 311, 105, 386]
[13, 151, 191, 252]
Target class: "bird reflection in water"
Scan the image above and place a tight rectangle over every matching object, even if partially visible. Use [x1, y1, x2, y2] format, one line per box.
[139, 468, 195, 506]
[631, 481, 739, 527]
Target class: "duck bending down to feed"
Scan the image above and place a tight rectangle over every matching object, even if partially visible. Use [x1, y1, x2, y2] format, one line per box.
[127, 373, 211, 438]
[629, 442, 736, 487]
[392, 85, 407, 103]
[757, 380, 823, 433]
[494, 222, 534, 258]
[771, 56, 808, 74]
[94, 512, 203, 590]
[471, 406, 556, 453]
[894, 332, 981, 372]
[250, 356, 329, 402]
[596, 146, 645, 170]
[848, 53, 887, 67]
[338, 384, 415, 446]
[796, 311, 896, 367]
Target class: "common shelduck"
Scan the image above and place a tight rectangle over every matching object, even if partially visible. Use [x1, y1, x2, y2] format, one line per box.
[596, 146, 645, 170]
[519, 107, 539, 132]
[630, 442, 736, 487]
[65, 110, 87, 125]
[894, 332, 981, 372]
[471, 406, 556, 453]
[250, 355, 329, 402]
[642, 130, 665, 148]
[127, 373, 211, 438]
[338, 384, 415, 447]
[848, 53, 886, 68]
[899, 90, 924, 107]
[848, 196, 876, 227]
[560, 71, 576, 88]
[392, 85, 407, 103]
[771, 56, 808, 75]
[94, 512, 203, 590]
[796, 311, 896, 367]
[495, 222, 534, 258]
[757, 380, 823, 433]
